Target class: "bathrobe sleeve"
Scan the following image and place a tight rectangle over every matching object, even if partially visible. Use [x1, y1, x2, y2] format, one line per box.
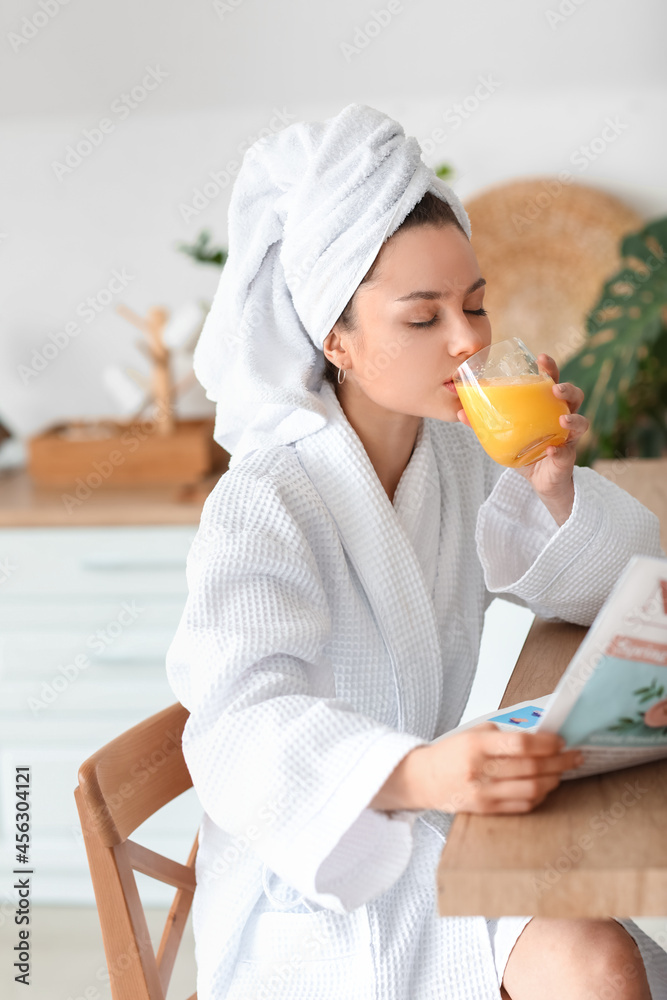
[475, 462, 664, 624]
[165, 468, 430, 915]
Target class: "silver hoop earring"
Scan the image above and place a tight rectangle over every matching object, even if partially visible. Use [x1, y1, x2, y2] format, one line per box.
[337, 367, 346, 385]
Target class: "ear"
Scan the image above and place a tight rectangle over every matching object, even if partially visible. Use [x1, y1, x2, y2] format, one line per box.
[322, 327, 344, 367]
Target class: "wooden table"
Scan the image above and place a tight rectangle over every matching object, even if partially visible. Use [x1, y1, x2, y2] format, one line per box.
[437, 618, 667, 917]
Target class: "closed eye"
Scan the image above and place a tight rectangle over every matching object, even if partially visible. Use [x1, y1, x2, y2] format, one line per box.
[409, 307, 488, 329]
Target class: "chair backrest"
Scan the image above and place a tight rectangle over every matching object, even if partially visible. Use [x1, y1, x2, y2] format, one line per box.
[74, 701, 198, 1000]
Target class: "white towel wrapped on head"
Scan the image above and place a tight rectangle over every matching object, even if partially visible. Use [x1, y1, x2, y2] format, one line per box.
[192, 102, 472, 466]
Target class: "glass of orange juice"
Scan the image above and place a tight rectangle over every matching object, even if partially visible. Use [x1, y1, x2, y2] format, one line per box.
[452, 338, 570, 468]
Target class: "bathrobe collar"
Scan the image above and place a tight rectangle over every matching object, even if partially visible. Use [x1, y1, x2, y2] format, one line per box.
[295, 380, 443, 739]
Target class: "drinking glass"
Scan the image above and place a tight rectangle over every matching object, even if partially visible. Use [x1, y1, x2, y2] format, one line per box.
[452, 337, 570, 468]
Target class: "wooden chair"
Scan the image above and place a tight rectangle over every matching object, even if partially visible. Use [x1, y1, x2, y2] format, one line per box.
[74, 702, 198, 1000]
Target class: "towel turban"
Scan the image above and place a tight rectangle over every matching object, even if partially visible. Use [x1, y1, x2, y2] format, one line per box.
[192, 102, 472, 466]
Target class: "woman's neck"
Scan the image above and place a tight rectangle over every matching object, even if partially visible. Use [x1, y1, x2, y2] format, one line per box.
[334, 382, 421, 504]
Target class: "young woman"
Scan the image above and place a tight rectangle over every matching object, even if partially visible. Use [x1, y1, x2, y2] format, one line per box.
[166, 104, 667, 999]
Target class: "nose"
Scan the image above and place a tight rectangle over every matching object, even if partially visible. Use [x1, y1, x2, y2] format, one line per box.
[448, 317, 488, 362]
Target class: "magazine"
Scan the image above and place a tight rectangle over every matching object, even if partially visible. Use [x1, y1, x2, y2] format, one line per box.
[438, 555, 667, 780]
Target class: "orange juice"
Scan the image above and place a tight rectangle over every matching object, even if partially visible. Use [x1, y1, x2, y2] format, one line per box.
[456, 374, 570, 467]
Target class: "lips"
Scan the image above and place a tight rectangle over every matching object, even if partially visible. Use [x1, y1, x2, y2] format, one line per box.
[442, 380, 459, 396]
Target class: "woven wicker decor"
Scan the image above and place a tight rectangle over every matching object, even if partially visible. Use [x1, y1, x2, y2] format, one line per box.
[463, 179, 644, 366]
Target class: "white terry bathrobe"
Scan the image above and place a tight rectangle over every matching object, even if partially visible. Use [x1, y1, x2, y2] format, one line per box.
[166, 378, 667, 1000]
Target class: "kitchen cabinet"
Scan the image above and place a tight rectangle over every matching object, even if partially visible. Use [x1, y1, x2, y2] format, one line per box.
[0, 469, 221, 903]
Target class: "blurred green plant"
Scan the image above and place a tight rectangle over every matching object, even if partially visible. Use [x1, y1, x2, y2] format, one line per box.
[560, 217, 667, 462]
[176, 230, 228, 268]
[435, 163, 454, 181]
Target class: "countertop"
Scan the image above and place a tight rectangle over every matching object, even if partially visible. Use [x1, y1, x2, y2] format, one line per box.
[0, 466, 223, 526]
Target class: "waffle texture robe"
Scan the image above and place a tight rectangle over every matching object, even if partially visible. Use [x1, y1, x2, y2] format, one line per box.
[166, 380, 667, 999]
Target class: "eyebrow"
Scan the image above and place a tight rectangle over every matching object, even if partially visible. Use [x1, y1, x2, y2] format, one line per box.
[395, 277, 487, 302]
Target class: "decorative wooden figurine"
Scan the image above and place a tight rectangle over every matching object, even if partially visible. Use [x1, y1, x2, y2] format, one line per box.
[116, 304, 176, 435]
[27, 302, 228, 488]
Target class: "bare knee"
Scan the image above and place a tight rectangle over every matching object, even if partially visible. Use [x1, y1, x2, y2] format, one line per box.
[503, 917, 651, 1000]
[564, 920, 648, 999]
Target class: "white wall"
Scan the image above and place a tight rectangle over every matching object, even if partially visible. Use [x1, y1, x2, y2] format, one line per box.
[1, 0, 666, 435]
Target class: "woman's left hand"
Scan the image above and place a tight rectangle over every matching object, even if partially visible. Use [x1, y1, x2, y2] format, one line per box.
[458, 353, 589, 526]
[514, 352, 588, 501]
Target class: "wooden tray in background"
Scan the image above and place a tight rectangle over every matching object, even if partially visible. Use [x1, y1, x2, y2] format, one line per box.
[28, 417, 228, 487]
